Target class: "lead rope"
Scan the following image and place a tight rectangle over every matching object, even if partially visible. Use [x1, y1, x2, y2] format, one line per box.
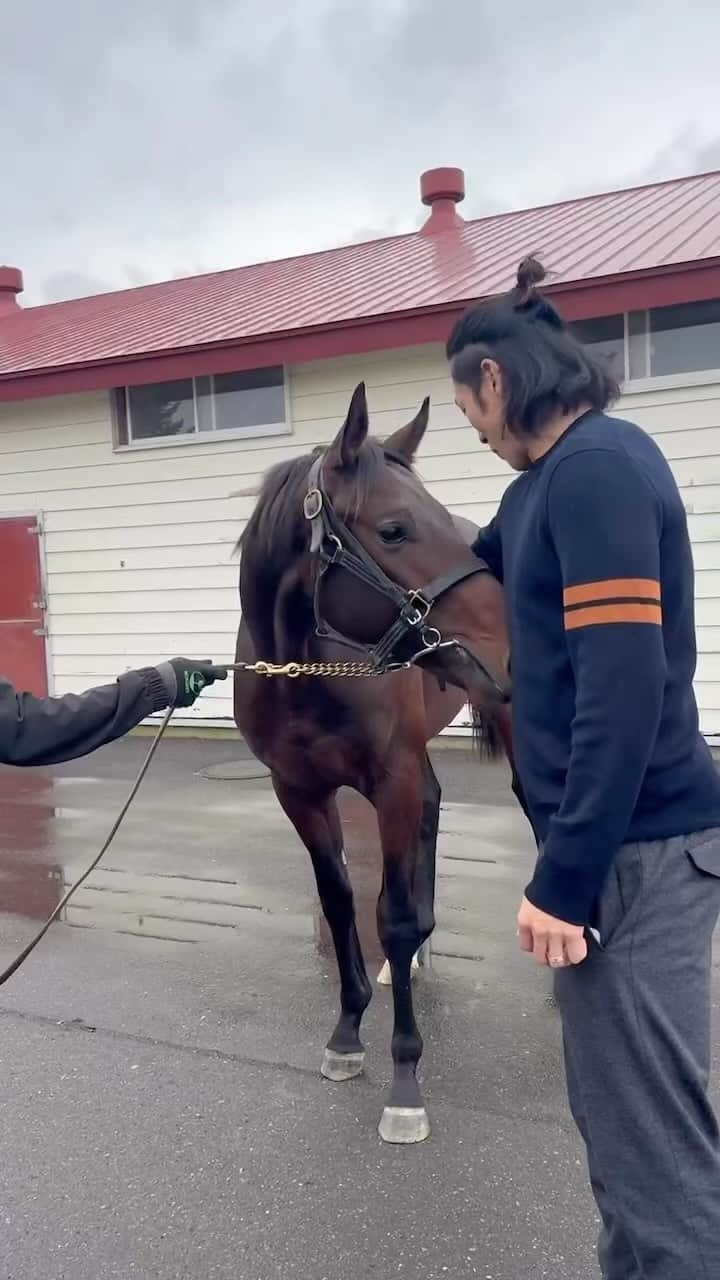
[0, 705, 175, 987]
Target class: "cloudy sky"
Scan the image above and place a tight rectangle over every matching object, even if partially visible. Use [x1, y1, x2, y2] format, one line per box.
[3, 0, 720, 306]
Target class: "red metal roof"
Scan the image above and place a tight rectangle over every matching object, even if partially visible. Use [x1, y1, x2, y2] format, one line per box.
[2, 169, 720, 394]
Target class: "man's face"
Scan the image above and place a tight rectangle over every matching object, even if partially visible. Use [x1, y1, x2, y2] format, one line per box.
[453, 361, 531, 472]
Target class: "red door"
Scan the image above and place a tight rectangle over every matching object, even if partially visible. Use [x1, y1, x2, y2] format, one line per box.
[0, 515, 48, 696]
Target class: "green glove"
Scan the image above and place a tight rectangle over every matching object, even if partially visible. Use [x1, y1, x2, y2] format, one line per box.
[155, 658, 228, 708]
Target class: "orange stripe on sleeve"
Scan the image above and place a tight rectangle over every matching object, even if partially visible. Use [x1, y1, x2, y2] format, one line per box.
[565, 603, 662, 631]
[563, 578, 661, 607]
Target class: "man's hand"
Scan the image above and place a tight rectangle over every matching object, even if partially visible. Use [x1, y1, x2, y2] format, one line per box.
[517, 896, 588, 967]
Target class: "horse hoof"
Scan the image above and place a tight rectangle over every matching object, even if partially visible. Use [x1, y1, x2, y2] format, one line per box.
[376, 952, 421, 987]
[321, 1048, 365, 1082]
[378, 1106, 431, 1145]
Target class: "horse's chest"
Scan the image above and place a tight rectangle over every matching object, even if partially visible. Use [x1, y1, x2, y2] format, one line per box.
[237, 682, 366, 787]
[271, 718, 367, 789]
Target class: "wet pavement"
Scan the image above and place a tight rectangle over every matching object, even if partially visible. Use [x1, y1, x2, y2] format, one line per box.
[0, 737, 718, 1280]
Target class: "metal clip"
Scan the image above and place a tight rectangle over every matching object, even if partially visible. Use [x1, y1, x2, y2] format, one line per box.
[420, 626, 441, 651]
[253, 660, 302, 678]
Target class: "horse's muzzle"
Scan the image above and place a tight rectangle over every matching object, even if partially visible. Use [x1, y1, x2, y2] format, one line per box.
[416, 639, 510, 705]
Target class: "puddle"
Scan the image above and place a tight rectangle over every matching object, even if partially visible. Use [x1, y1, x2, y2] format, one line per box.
[197, 760, 271, 782]
[0, 766, 524, 977]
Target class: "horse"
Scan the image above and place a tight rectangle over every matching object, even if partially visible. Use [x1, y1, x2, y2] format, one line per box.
[233, 383, 525, 1144]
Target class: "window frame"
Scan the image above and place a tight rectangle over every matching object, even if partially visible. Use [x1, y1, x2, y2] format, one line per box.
[572, 302, 720, 392]
[621, 366, 720, 395]
[111, 364, 292, 452]
[635, 297, 720, 383]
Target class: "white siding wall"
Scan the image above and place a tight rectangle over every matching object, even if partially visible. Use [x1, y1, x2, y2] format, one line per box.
[615, 380, 720, 738]
[0, 348, 718, 735]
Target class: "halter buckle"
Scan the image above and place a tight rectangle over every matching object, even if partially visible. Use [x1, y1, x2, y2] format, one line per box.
[304, 488, 323, 521]
[320, 533, 342, 564]
[402, 590, 432, 626]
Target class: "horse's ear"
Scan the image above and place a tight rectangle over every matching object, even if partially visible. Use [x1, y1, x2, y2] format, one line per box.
[327, 382, 369, 470]
[383, 397, 430, 463]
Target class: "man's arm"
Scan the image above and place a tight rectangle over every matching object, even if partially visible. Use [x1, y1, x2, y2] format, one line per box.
[525, 448, 666, 925]
[0, 660, 226, 768]
[471, 515, 503, 582]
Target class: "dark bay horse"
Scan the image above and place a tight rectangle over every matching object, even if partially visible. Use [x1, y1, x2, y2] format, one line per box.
[233, 384, 521, 1144]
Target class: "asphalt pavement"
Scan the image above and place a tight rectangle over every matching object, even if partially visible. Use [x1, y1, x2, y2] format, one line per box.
[0, 735, 717, 1279]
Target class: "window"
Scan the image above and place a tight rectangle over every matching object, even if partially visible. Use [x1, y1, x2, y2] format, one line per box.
[570, 314, 626, 381]
[121, 378, 196, 441]
[568, 299, 720, 385]
[207, 368, 286, 434]
[113, 365, 287, 447]
[627, 300, 720, 379]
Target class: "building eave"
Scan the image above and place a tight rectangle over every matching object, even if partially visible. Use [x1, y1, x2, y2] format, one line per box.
[1, 260, 719, 404]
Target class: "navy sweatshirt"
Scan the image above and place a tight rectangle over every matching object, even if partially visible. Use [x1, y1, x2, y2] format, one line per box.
[473, 409, 720, 925]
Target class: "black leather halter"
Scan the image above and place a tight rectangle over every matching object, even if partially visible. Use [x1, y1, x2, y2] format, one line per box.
[302, 453, 494, 674]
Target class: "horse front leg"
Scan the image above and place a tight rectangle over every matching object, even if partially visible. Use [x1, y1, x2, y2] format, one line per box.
[376, 949, 422, 987]
[272, 777, 372, 1081]
[377, 752, 440, 985]
[374, 759, 435, 1144]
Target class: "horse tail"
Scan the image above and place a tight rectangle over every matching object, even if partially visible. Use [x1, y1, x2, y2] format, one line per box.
[469, 706, 504, 760]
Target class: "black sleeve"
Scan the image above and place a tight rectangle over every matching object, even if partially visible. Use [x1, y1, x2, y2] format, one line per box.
[0, 668, 171, 767]
[525, 449, 666, 924]
[471, 515, 503, 582]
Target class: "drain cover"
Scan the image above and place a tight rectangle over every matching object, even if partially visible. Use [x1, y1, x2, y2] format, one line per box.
[199, 760, 271, 781]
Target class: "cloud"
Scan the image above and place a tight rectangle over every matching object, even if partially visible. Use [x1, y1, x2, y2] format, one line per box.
[42, 270, 113, 303]
[4, 0, 720, 305]
[639, 133, 720, 184]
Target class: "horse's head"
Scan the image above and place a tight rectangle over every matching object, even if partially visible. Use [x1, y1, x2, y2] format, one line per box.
[309, 383, 510, 709]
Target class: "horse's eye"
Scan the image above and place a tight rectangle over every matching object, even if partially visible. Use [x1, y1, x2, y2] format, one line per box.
[379, 522, 407, 545]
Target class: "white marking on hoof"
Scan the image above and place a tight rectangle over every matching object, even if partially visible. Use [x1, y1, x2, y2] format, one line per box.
[321, 1048, 365, 1082]
[376, 950, 422, 986]
[378, 1106, 431, 1145]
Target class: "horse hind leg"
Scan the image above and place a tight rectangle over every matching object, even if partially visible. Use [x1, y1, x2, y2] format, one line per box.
[272, 777, 372, 1082]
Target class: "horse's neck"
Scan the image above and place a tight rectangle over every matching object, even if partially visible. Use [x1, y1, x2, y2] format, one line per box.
[242, 560, 315, 666]
[273, 569, 317, 664]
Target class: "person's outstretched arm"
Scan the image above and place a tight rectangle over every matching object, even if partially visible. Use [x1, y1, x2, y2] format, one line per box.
[0, 659, 226, 767]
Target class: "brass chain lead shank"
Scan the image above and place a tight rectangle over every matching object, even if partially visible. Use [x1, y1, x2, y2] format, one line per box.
[233, 659, 383, 679]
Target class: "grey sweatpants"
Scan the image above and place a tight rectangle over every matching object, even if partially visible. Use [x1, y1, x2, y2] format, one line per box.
[553, 829, 720, 1280]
